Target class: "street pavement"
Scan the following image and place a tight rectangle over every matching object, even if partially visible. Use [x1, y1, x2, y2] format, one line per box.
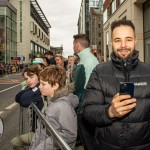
[0, 73, 26, 150]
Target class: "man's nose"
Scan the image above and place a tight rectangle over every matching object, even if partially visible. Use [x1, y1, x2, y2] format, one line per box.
[121, 40, 126, 47]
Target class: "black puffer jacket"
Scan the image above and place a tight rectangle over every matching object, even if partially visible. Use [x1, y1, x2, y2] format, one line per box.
[83, 50, 150, 150]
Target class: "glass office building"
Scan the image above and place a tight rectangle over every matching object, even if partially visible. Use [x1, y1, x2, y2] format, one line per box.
[0, 2, 17, 64]
[0, 0, 50, 64]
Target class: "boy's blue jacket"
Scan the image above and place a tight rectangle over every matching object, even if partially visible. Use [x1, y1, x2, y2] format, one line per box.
[15, 83, 43, 111]
[15, 83, 44, 132]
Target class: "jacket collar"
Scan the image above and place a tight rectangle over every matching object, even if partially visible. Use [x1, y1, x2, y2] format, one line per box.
[110, 50, 139, 81]
[78, 47, 91, 59]
[111, 50, 139, 72]
[47, 83, 74, 102]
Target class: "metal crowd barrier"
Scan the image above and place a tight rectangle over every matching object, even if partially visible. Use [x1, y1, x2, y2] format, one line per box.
[30, 102, 72, 150]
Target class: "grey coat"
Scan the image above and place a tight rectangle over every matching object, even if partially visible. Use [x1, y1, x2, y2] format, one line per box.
[29, 85, 79, 150]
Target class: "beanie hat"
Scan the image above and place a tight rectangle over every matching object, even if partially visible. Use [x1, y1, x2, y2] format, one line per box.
[32, 58, 44, 64]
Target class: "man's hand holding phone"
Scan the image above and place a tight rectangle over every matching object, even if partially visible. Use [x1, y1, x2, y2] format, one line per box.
[108, 82, 136, 118]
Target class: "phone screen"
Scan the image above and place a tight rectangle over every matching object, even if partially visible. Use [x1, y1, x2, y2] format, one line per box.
[119, 82, 134, 97]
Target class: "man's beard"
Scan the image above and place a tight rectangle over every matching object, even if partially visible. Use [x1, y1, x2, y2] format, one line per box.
[113, 48, 135, 60]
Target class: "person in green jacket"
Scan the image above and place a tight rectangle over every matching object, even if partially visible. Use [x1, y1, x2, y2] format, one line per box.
[73, 34, 99, 149]
[73, 34, 99, 108]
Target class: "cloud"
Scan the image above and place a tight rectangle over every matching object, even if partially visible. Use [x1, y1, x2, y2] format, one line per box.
[37, 0, 81, 57]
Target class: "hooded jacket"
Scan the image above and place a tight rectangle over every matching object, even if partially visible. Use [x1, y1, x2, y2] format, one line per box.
[29, 84, 79, 150]
[83, 50, 150, 150]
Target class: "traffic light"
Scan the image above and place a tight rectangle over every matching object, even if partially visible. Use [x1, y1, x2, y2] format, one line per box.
[93, 50, 97, 57]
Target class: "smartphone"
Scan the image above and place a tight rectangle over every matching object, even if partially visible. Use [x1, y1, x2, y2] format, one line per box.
[119, 82, 134, 97]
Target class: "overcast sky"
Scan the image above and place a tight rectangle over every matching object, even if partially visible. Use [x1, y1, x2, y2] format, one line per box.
[37, 0, 82, 57]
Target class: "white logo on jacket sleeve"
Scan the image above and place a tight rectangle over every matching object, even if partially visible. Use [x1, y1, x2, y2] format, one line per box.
[134, 82, 147, 86]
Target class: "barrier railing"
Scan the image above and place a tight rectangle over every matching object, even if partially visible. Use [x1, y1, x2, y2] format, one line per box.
[30, 102, 72, 150]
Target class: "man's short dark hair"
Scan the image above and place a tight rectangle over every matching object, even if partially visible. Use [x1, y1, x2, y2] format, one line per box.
[111, 19, 135, 34]
[73, 34, 90, 48]
[44, 51, 53, 56]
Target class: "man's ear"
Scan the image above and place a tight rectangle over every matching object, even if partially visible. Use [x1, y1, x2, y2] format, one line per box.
[53, 83, 59, 90]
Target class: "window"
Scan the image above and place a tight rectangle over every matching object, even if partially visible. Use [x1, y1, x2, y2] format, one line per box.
[31, 42, 33, 51]
[0, 7, 6, 16]
[0, 8, 16, 63]
[122, 16, 126, 20]
[7, 17, 11, 29]
[12, 31, 17, 42]
[103, 9, 107, 23]
[12, 21, 16, 32]
[93, 1, 95, 6]
[12, 12, 16, 21]
[120, 0, 124, 4]
[96, 1, 99, 6]
[144, 38, 150, 64]
[6, 7, 11, 17]
[144, 0, 150, 64]
[30, 21, 34, 32]
[0, 16, 5, 52]
[111, 0, 116, 14]
[7, 28, 11, 40]
[33, 24, 37, 34]
[12, 42, 16, 52]
[107, 6, 111, 19]
[106, 31, 109, 61]
[40, 32, 43, 40]
[37, 28, 40, 37]
[35, 45, 37, 55]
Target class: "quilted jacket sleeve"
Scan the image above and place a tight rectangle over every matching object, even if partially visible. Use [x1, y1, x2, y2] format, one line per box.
[83, 66, 115, 127]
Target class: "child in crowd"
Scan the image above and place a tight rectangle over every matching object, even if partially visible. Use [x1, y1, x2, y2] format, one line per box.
[29, 66, 78, 150]
[11, 65, 44, 150]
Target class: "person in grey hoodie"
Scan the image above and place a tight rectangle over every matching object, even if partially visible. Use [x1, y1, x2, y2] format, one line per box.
[29, 66, 79, 150]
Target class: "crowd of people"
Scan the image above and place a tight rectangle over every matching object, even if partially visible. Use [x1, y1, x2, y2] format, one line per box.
[0, 63, 23, 75]
[11, 33, 98, 150]
[0, 63, 27, 76]
[10, 19, 150, 150]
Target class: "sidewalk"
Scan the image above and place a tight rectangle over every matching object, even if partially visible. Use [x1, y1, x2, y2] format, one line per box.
[0, 72, 22, 79]
[0, 73, 23, 84]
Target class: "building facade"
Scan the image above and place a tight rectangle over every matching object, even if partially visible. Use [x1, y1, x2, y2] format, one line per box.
[89, 7, 103, 61]
[78, 0, 101, 34]
[103, 0, 150, 64]
[78, 0, 86, 34]
[0, 0, 51, 64]
[50, 45, 63, 56]
[0, 0, 17, 64]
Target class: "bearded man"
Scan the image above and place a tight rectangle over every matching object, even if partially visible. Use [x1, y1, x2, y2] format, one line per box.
[82, 19, 150, 150]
